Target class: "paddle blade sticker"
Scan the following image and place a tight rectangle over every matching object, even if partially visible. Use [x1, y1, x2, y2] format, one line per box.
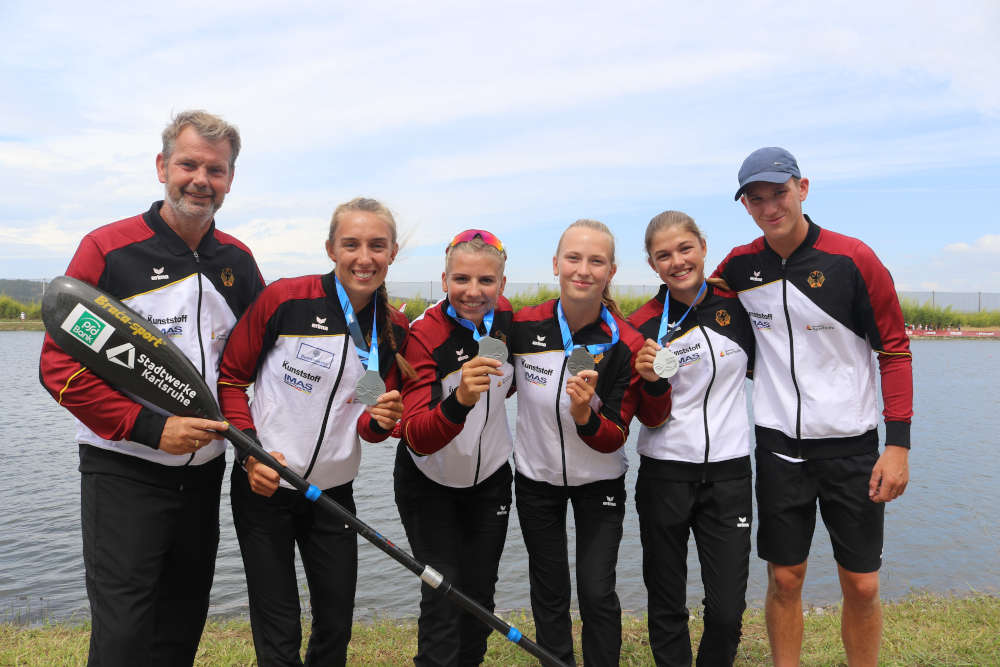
[42, 275, 222, 421]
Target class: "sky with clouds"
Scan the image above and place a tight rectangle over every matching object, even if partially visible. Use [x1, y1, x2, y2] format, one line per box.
[2, 1, 998, 295]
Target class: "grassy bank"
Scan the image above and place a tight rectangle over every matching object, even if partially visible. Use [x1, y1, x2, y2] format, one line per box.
[0, 320, 44, 331]
[2, 594, 997, 665]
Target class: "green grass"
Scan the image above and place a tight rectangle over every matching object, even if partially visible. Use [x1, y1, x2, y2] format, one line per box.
[2, 594, 997, 665]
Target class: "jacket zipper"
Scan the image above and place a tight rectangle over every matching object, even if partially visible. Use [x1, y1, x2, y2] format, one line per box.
[472, 382, 489, 486]
[780, 257, 803, 457]
[303, 333, 351, 480]
[555, 356, 569, 487]
[187, 250, 205, 466]
[193, 251, 206, 376]
[698, 316, 717, 483]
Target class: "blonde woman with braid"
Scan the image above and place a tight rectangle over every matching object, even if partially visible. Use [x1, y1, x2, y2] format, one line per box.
[509, 219, 669, 666]
[218, 197, 413, 666]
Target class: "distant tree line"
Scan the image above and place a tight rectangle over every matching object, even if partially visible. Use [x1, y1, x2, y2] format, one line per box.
[0, 296, 41, 320]
[4, 286, 998, 328]
[0, 279, 44, 303]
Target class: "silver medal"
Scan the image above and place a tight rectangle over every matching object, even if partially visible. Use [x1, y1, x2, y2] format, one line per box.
[476, 335, 508, 362]
[566, 347, 595, 376]
[355, 369, 386, 406]
[653, 347, 679, 379]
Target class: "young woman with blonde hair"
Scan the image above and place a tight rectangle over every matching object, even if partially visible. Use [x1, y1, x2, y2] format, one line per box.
[396, 229, 516, 666]
[509, 219, 668, 666]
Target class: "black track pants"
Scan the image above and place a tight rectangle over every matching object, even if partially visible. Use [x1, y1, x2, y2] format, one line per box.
[81, 455, 224, 667]
[635, 473, 751, 667]
[515, 472, 626, 667]
[231, 465, 358, 667]
[395, 448, 513, 666]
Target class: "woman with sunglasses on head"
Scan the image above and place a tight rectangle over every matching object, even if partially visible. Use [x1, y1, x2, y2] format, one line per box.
[396, 229, 515, 666]
[510, 219, 669, 666]
[218, 197, 413, 666]
[628, 211, 755, 666]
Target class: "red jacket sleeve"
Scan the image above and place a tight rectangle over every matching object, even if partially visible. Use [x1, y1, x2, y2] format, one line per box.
[38, 235, 165, 447]
[626, 302, 673, 428]
[399, 318, 468, 455]
[853, 241, 913, 447]
[576, 321, 652, 453]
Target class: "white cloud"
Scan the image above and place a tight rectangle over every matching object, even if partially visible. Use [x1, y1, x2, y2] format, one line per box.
[1, 1, 999, 290]
[944, 235, 1000, 254]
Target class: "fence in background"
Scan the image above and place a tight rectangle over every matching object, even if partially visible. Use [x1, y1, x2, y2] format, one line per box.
[388, 282, 1000, 313]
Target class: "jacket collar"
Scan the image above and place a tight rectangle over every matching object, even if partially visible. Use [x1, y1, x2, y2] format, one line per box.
[143, 201, 221, 258]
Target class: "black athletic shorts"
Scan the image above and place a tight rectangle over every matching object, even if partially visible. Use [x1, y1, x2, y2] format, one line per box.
[755, 447, 884, 573]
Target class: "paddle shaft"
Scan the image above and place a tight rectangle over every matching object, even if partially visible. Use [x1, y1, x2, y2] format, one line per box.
[225, 427, 567, 667]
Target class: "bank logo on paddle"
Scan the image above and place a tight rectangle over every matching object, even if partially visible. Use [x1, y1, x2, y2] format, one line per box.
[61, 304, 114, 353]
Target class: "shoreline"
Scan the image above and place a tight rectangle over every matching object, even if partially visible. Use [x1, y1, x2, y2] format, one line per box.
[0, 321, 43, 331]
[2, 593, 997, 665]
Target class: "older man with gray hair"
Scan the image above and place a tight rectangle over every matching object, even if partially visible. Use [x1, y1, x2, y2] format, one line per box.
[40, 110, 264, 666]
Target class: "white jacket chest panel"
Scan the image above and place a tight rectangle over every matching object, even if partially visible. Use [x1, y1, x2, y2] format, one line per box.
[739, 281, 878, 439]
[75, 273, 235, 466]
[513, 351, 625, 486]
[410, 362, 515, 488]
[251, 333, 367, 488]
[638, 326, 751, 463]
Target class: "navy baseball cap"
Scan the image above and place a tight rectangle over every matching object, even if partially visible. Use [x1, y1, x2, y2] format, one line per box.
[734, 147, 801, 200]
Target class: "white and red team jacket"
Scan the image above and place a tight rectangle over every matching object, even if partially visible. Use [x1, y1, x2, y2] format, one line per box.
[628, 285, 755, 481]
[510, 299, 670, 487]
[400, 297, 515, 488]
[713, 217, 913, 459]
[39, 202, 264, 474]
[218, 273, 409, 490]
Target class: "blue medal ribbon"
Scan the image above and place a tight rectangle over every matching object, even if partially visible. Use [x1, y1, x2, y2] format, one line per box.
[656, 281, 707, 346]
[333, 274, 379, 373]
[556, 300, 620, 357]
[446, 301, 495, 342]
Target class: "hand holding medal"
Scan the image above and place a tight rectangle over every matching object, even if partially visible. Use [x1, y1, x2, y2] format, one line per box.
[456, 357, 503, 406]
[651, 282, 707, 379]
[635, 338, 663, 382]
[367, 389, 403, 430]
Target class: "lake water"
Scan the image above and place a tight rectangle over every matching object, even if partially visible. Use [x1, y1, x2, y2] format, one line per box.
[2, 333, 998, 625]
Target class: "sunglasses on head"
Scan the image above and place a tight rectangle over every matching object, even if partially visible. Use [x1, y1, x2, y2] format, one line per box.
[446, 229, 505, 254]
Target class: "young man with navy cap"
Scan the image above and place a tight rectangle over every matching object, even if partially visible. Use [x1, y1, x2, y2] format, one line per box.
[713, 147, 913, 666]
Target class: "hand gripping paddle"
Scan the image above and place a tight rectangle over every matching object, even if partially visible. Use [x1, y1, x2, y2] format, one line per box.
[41, 276, 569, 667]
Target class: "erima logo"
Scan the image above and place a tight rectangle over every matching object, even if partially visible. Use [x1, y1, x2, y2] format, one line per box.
[602, 495, 617, 507]
[749, 270, 763, 282]
[456, 348, 469, 362]
[737, 516, 750, 528]
[150, 267, 170, 281]
[497, 505, 509, 516]
[532, 334, 546, 348]
[311, 315, 329, 331]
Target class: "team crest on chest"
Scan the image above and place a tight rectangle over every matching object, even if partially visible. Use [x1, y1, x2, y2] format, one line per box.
[715, 309, 731, 326]
[807, 270, 825, 288]
[592, 352, 605, 365]
[221, 267, 235, 287]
